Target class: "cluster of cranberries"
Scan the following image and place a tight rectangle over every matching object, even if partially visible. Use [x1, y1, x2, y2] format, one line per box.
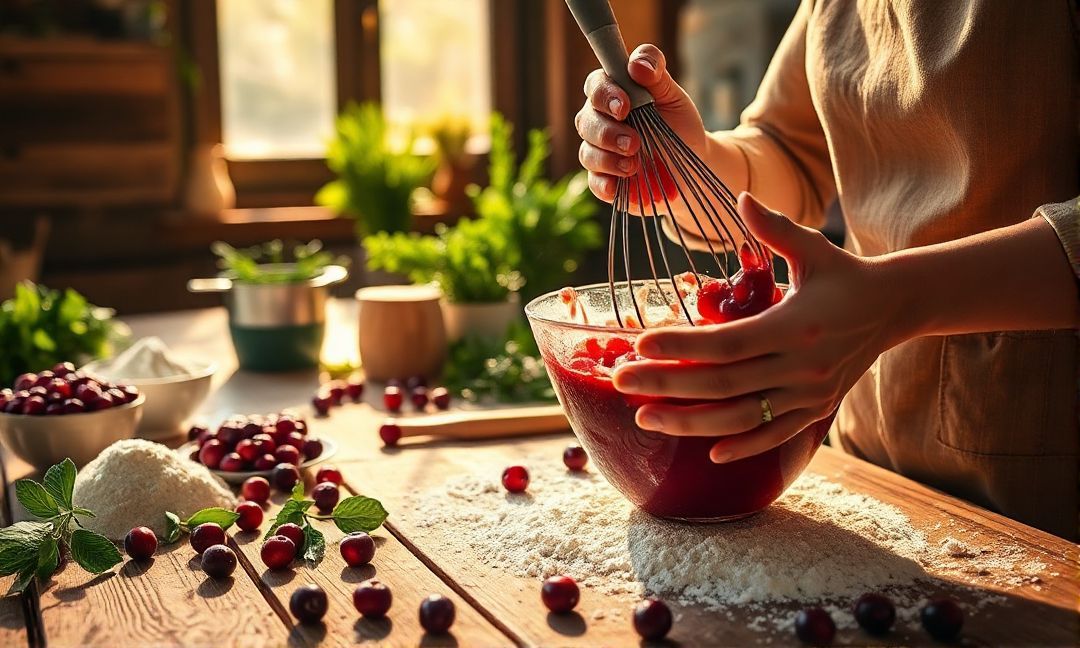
[539, 573, 673, 641]
[311, 377, 365, 416]
[0, 362, 139, 416]
[498, 445, 589, 495]
[187, 412, 322, 485]
[566, 336, 638, 377]
[189, 522, 238, 580]
[794, 593, 964, 645]
[382, 376, 452, 414]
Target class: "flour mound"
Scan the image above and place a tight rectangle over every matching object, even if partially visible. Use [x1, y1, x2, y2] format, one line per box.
[74, 439, 236, 540]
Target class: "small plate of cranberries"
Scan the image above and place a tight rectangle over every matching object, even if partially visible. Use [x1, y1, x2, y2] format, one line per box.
[176, 412, 338, 484]
[0, 363, 146, 470]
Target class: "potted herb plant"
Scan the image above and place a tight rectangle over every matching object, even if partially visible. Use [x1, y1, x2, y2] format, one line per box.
[363, 114, 601, 342]
[188, 240, 348, 372]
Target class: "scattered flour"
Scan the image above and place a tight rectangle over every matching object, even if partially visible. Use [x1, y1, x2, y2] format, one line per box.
[406, 456, 1049, 633]
[73, 439, 236, 540]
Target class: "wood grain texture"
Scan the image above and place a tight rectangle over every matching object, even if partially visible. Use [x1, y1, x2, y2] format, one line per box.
[228, 474, 514, 647]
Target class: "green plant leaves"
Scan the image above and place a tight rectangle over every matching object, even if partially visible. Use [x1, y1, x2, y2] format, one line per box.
[291, 481, 306, 502]
[163, 512, 182, 544]
[14, 480, 58, 519]
[0, 522, 52, 577]
[263, 499, 311, 540]
[43, 458, 76, 509]
[36, 538, 59, 580]
[185, 508, 240, 531]
[69, 529, 122, 574]
[301, 525, 325, 563]
[331, 496, 388, 534]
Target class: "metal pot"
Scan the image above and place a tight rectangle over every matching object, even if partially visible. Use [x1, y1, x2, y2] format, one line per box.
[188, 264, 348, 371]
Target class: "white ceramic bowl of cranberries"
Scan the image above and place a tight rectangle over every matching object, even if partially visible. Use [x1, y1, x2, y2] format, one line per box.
[0, 367, 145, 470]
[84, 359, 216, 441]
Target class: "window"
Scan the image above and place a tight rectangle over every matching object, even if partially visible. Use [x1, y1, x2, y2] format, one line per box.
[217, 0, 338, 160]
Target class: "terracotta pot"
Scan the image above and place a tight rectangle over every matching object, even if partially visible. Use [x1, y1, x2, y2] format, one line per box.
[356, 284, 446, 381]
[442, 293, 521, 342]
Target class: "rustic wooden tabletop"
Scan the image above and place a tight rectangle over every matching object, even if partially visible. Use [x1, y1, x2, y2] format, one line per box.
[0, 300, 1076, 647]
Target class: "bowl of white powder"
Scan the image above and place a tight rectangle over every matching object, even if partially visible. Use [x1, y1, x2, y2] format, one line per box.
[85, 337, 215, 441]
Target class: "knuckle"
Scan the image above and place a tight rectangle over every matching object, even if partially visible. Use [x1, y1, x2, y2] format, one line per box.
[716, 336, 744, 359]
[707, 372, 734, 397]
[800, 322, 823, 347]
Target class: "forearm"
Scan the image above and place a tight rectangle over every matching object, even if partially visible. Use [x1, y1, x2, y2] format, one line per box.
[880, 217, 1079, 345]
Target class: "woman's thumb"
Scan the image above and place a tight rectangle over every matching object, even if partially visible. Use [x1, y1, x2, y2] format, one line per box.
[738, 192, 818, 260]
[628, 44, 688, 109]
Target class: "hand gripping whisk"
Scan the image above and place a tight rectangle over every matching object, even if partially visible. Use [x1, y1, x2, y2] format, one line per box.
[565, 0, 775, 329]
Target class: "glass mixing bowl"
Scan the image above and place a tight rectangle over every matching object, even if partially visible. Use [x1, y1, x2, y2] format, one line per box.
[525, 282, 834, 522]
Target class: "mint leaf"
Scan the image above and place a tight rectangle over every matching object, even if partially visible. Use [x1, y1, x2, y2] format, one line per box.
[6, 568, 34, 596]
[14, 480, 58, 519]
[0, 522, 52, 576]
[163, 512, 182, 544]
[331, 496, 388, 534]
[69, 529, 121, 574]
[185, 508, 240, 531]
[291, 481, 306, 501]
[72, 507, 95, 518]
[301, 525, 325, 563]
[42, 459, 76, 509]
[263, 500, 309, 540]
[35, 537, 58, 580]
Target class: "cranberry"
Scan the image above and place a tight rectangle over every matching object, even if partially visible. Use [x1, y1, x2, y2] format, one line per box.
[410, 387, 429, 410]
[47, 378, 71, 399]
[328, 381, 346, 406]
[61, 398, 85, 415]
[345, 379, 364, 402]
[254, 454, 278, 471]
[27, 385, 47, 398]
[294, 419, 308, 435]
[45, 402, 64, 415]
[312, 482, 339, 512]
[22, 395, 46, 416]
[104, 387, 125, 403]
[302, 438, 323, 461]
[201, 544, 237, 579]
[124, 526, 157, 561]
[188, 424, 209, 442]
[383, 386, 403, 413]
[274, 444, 302, 466]
[261, 535, 296, 571]
[379, 422, 402, 447]
[4, 395, 25, 414]
[75, 382, 102, 402]
[196, 429, 216, 448]
[353, 579, 392, 618]
[275, 523, 305, 548]
[86, 393, 115, 411]
[315, 465, 342, 485]
[501, 466, 529, 493]
[216, 425, 242, 448]
[251, 433, 276, 455]
[235, 439, 259, 462]
[274, 415, 297, 433]
[340, 532, 375, 567]
[13, 373, 36, 392]
[419, 594, 455, 634]
[198, 440, 227, 469]
[430, 386, 451, 410]
[312, 392, 333, 416]
[219, 453, 246, 472]
[633, 598, 673, 641]
[117, 385, 140, 403]
[241, 476, 271, 503]
[52, 362, 76, 375]
[241, 420, 264, 439]
[235, 501, 263, 531]
[854, 593, 895, 636]
[0, 389, 10, 407]
[921, 597, 963, 642]
[190, 523, 226, 555]
[562, 445, 588, 471]
[795, 607, 835, 646]
[541, 575, 579, 613]
[32, 371, 54, 388]
[290, 584, 328, 624]
[272, 463, 301, 491]
[284, 431, 306, 450]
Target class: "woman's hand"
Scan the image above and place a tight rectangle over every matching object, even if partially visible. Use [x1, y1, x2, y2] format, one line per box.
[612, 193, 909, 463]
[575, 44, 708, 204]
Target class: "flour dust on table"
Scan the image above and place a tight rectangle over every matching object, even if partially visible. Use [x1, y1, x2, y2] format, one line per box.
[406, 457, 1049, 631]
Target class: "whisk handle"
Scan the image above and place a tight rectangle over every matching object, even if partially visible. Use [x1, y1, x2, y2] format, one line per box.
[565, 0, 655, 109]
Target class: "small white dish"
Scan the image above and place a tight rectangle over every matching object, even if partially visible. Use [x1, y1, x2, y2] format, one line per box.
[176, 435, 339, 485]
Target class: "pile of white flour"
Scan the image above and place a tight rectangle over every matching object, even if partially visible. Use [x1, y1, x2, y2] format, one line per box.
[406, 457, 1047, 613]
[73, 439, 236, 540]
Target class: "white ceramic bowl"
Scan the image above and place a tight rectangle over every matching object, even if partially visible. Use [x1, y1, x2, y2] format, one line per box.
[84, 361, 216, 441]
[0, 394, 145, 470]
[176, 435, 339, 485]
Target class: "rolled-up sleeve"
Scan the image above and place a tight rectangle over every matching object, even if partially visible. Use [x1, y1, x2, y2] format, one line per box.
[1036, 197, 1080, 279]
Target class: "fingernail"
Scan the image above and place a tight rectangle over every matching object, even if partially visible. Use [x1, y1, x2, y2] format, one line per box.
[639, 410, 663, 430]
[711, 447, 732, 463]
[637, 57, 656, 72]
[616, 135, 631, 152]
[608, 98, 624, 117]
[616, 371, 640, 392]
[617, 157, 633, 173]
[637, 338, 662, 357]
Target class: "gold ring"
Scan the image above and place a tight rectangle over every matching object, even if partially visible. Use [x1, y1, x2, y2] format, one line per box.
[759, 394, 774, 424]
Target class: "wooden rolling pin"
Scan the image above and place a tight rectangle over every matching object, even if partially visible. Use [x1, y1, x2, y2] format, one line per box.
[390, 404, 569, 440]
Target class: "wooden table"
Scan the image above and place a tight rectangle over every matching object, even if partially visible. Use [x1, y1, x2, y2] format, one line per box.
[1, 301, 1077, 647]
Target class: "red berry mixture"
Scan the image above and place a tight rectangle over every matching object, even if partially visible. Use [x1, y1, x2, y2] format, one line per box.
[419, 594, 455, 634]
[501, 466, 529, 493]
[235, 501, 263, 531]
[695, 243, 781, 324]
[261, 536, 296, 571]
[562, 445, 588, 471]
[633, 598, 673, 640]
[541, 575, 580, 613]
[353, 579, 392, 618]
[124, 526, 157, 561]
[340, 532, 376, 567]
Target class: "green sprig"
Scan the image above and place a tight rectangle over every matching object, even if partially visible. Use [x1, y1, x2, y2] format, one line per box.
[262, 481, 388, 564]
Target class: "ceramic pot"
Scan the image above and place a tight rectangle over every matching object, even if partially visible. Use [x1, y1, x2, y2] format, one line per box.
[442, 293, 521, 342]
[356, 284, 446, 381]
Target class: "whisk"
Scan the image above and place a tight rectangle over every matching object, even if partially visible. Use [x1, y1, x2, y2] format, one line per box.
[565, 0, 770, 329]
